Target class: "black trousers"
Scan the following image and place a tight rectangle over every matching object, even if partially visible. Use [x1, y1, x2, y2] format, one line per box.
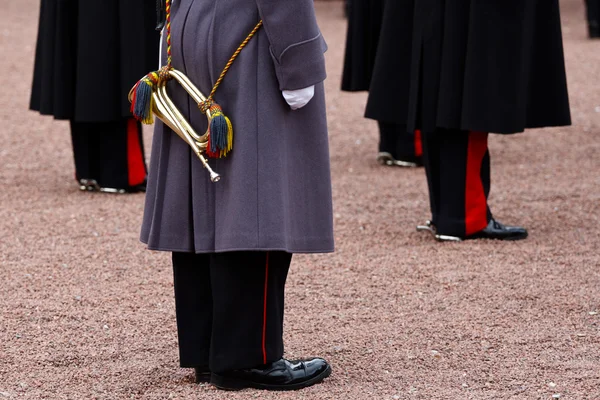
[70, 118, 146, 189]
[422, 129, 492, 237]
[172, 251, 292, 373]
[587, 0, 600, 37]
[378, 122, 422, 162]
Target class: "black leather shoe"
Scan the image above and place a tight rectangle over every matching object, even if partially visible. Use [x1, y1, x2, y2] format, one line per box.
[211, 358, 331, 391]
[194, 367, 211, 384]
[466, 219, 528, 241]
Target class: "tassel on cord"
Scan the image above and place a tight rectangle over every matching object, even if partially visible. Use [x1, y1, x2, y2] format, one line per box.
[205, 103, 233, 158]
[130, 72, 161, 124]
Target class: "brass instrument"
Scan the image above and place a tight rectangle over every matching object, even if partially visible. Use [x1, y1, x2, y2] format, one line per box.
[128, 0, 262, 183]
[128, 69, 221, 182]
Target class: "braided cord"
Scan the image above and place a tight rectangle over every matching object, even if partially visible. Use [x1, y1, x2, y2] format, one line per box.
[163, 0, 261, 109]
[165, 0, 173, 69]
[207, 21, 263, 103]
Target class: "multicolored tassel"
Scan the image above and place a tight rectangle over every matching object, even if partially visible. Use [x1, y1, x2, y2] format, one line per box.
[130, 72, 161, 124]
[205, 103, 233, 158]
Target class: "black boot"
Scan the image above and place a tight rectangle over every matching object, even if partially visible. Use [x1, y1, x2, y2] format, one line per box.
[211, 358, 331, 391]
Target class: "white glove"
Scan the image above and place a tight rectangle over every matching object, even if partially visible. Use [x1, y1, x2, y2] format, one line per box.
[282, 86, 315, 110]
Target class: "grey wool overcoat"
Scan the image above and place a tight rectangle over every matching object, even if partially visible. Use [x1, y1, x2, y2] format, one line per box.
[141, 0, 334, 254]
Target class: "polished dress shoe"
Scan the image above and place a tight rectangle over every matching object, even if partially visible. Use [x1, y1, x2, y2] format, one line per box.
[466, 219, 528, 241]
[194, 367, 211, 384]
[211, 358, 331, 391]
[417, 219, 527, 242]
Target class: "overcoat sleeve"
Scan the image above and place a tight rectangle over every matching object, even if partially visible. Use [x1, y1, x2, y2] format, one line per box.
[254, 0, 328, 90]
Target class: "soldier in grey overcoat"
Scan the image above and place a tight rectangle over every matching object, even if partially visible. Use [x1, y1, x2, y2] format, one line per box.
[140, 0, 333, 391]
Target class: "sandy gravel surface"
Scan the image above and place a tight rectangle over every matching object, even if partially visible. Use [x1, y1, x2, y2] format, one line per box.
[1, 1, 599, 399]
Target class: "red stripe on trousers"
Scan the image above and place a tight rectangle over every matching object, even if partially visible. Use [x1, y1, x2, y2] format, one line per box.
[465, 131, 489, 236]
[126, 118, 146, 186]
[262, 253, 270, 365]
[414, 130, 423, 157]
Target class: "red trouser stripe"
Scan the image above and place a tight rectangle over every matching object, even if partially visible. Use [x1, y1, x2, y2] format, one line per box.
[126, 119, 146, 186]
[414, 130, 423, 157]
[465, 131, 489, 236]
[262, 253, 270, 364]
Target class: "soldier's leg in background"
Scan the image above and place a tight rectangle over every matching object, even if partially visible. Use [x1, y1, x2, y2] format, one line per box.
[421, 129, 442, 228]
[96, 118, 147, 190]
[378, 121, 399, 158]
[434, 130, 490, 237]
[586, 0, 600, 38]
[172, 252, 213, 369]
[414, 130, 423, 161]
[208, 251, 291, 374]
[481, 147, 493, 222]
[70, 120, 100, 187]
[395, 128, 419, 164]
[378, 122, 422, 165]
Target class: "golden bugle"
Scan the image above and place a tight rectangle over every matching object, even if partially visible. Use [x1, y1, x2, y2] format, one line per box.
[128, 69, 221, 183]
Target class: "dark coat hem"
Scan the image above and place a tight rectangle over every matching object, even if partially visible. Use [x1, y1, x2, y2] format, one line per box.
[141, 240, 335, 254]
[364, 115, 572, 135]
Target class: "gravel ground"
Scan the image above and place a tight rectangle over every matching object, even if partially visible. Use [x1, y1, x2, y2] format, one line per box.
[1, 1, 599, 399]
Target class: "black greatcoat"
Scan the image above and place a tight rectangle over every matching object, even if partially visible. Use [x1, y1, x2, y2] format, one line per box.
[341, 0, 384, 92]
[30, 0, 160, 122]
[366, 0, 571, 134]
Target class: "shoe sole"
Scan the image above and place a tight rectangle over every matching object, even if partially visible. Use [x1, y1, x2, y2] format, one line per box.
[211, 365, 332, 391]
[376, 153, 420, 168]
[465, 232, 529, 241]
[195, 372, 211, 384]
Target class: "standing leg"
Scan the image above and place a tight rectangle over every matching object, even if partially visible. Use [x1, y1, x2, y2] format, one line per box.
[396, 131, 421, 165]
[377, 122, 422, 167]
[414, 130, 423, 160]
[481, 148, 493, 223]
[378, 121, 399, 159]
[435, 130, 489, 237]
[420, 129, 442, 228]
[421, 129, 489, 238]
[70, 120, 101, 189]
[172, 252, 213, 370]
[420, 130, 526, 240]
[208, 251, 291, 373]
[586, 0, 600, 38]
[69, 118, 146, 192]
[208, 251, 331, 391]
[96, 118, 147, 191]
